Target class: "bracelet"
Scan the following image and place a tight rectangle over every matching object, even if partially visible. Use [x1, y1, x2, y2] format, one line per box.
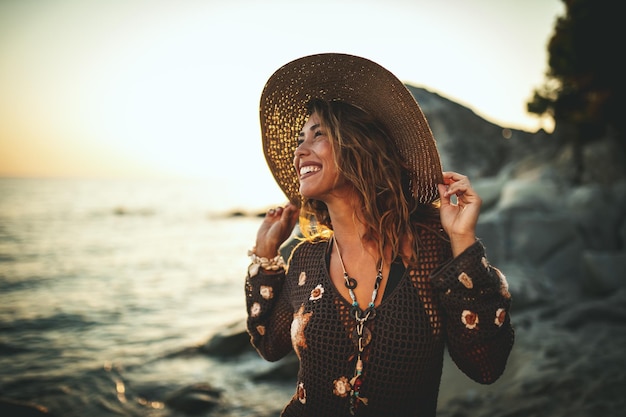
[248, 247, 286, 275]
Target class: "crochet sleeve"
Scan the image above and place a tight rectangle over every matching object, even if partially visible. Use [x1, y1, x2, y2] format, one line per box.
[430, 240, 514, 384]
[244, 267, 294, 362]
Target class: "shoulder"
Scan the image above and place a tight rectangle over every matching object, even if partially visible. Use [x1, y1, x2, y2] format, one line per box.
[412, 209, 446, 241]
[292, 234, 330, 254]
[285, 234, 329, 264]
[284, 235, 330, 283]
[409, 207, 451, 263]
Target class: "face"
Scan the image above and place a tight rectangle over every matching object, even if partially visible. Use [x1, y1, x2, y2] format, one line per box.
[293, 112, 346, 201]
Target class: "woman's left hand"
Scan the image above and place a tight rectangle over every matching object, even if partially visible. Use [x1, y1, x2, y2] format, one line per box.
[437, 171, 482, 257]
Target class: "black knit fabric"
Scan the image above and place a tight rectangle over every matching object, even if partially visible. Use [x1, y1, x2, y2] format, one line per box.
[245, 224, 514, 417]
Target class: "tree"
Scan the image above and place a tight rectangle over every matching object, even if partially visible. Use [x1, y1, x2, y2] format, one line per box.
[527, 0, 625, 183]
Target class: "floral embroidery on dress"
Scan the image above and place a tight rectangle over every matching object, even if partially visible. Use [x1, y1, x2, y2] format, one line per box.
[461, 309, 479, 329]
[297, 382, 306, 404]
[495, 308, 507, 327]
[291, 305, 312, 357]
[248, 263, 260, 277]
[256, 324, 266, 335]
[250, 302, 261, 318]
[333, 376, 351, 397]
[259, 285, 274, 300]
[492, 266, 511, 299]
[298, 271, 307, 286]
[458, 272, 473, 289]
[309, 284, 324, 301]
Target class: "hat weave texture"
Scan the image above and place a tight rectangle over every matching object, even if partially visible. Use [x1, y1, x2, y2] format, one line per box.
[260, 53, 443, 204]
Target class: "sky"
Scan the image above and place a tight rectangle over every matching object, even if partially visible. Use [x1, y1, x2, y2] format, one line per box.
[0, 0, 564, 207]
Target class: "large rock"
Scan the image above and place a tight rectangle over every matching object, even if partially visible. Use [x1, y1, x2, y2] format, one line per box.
[581, 251, 626, 296]
[407, 85, 550, 179]
[199, 320, 253, 357]
[164, 383, 222, 414]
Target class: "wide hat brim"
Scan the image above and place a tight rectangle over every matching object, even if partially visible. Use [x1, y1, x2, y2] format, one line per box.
[260, 53, 443, 205]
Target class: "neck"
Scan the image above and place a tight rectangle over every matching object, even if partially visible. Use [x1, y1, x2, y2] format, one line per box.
[327, 202, 377, 259]
[323, 192, 408, 264]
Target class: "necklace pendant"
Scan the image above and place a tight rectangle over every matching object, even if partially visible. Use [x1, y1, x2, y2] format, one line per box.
[352, 325, 372, 347]
[363, 305, 377, 320]
[344, 276, 357, 290]
[351, 305, 377, 322]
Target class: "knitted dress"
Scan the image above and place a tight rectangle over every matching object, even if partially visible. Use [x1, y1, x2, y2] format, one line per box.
[245, 224, 514, 417]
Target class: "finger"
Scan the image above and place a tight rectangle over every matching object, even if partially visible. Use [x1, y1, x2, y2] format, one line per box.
[266, 205, 286, 218]
[284, 202, 299, 219]
[442, 182, 466, 199]
[284, 205, 300, 231]
[437, 183, 452, 206]
[446, 178, 472, 197]
[442, 171, 466, 185]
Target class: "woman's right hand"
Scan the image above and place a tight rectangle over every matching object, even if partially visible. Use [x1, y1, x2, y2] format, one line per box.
[255, 202, 299, 258]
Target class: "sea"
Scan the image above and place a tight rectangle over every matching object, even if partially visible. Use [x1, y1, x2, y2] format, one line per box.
[0, 178, 294, 417]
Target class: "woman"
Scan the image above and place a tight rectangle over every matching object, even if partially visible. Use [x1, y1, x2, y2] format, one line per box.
[245, 53, 514, 417]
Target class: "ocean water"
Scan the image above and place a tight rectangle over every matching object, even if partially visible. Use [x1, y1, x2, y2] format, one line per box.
[0, 178, 293, 416]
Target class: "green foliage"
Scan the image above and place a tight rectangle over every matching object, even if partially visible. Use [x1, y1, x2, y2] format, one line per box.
[528, 0, 624, 141]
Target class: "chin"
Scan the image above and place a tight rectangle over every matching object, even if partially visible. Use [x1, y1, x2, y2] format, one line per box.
[299, 189, 321, 201]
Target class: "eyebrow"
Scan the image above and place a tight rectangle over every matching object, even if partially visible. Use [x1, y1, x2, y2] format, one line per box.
[298, 123, 321, 138]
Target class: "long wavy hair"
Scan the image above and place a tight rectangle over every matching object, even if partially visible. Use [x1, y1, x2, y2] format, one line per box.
[298, 98, 440, 265]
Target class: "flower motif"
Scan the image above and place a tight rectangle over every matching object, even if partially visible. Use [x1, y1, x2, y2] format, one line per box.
[458, 272, 473, 289]
[259, 285, 273, 300]
[291, 305, 312, 357]
[493, 266, 511, 299]
[481, 256, 489, 269]
[333, 376, 351, 398]
[256, 324, 266, 335]
[461, 309, 479, 329]
[248, 263, 260, 277]
[495, 308, 507, 327]
[250, 302, 261, 318]
[297, 382, 306, 404]
[298, 271, 307, 286]
[309, 284, 324, 301]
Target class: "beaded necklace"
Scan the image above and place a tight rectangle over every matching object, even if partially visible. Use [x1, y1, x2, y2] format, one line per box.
[333, 236, 383, 415]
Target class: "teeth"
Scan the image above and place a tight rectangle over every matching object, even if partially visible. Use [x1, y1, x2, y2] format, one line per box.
[300, 165, 320, 175]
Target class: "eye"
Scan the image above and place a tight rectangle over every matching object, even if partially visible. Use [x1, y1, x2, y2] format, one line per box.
[296, 137, 304, 146]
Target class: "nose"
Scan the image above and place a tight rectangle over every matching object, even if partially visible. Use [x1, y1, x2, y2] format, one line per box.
[294, 140, 309, 157]
[293, 140, 308, 170]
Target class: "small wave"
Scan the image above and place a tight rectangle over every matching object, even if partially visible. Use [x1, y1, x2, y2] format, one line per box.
[0, 341, 32, 355]
[0, 254, 16, 262]
[0, 275, 49, 293]
[0, 312, 98, 333]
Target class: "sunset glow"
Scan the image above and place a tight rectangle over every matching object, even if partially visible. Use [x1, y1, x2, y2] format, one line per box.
[0, 0, 562, 194]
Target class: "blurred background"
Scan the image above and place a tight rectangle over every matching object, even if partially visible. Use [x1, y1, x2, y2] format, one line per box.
[3, 1, 625, 416]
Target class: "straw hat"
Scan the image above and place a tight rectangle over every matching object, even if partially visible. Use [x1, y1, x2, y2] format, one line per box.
[259, 53, 443, 205]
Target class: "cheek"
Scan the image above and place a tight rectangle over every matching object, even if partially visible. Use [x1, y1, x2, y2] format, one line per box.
[315, 141, 335, 165]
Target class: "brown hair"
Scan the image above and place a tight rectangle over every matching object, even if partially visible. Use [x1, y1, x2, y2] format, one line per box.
[298, 99, 440, 265]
